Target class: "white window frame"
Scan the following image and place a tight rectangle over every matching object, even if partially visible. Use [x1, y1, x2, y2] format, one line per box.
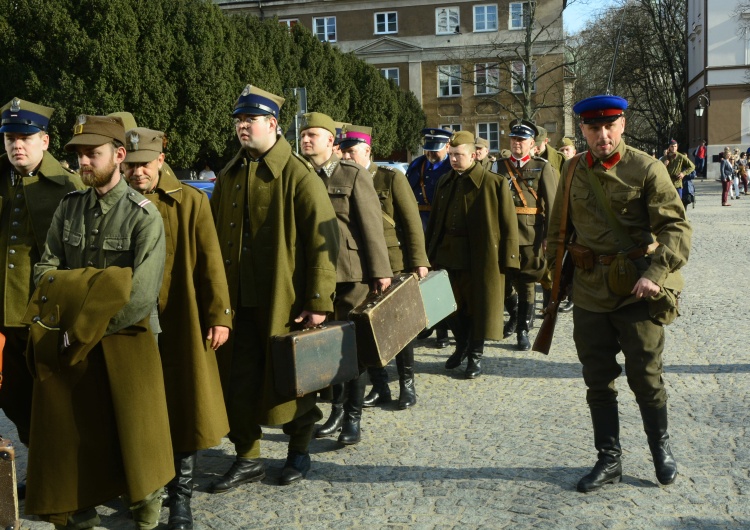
[474, 4, 498, 32]
[475, 63, 500, 95]
[313, 16, 337, 42]
[477, 123, 500, 152]
[440, 124, 461, 132]
[438, 65, 462, 97]
[380, 67, 400, 86]
[436, 7, 460, 35]
[374, 11, 398, 34]
[511, 61, 536, 93]
[509, 2, 533, 30]
[279, 19, 299, 29]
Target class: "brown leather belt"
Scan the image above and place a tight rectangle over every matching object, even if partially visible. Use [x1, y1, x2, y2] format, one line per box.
[595, 247, 648, 265]
[516, 206, 539, 215]
[418, 205, 431, 212]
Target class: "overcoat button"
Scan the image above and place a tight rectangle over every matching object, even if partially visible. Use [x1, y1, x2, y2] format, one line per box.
[32, 316, 41, 322]
[41, 296, 48, 302]
[7, 264, 14, 269]
[224, 309, 231, 315]
[48, 276, 54, 282]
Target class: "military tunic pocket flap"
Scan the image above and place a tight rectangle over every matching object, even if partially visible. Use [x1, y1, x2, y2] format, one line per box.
[103, 237, 132, 251]
[346, 236, 359, 250]
[62, 229, 82, 247]
[570, 185, 590, 200]
[611, 187, 641, 206]
[377, 189, 390, 200]
[327, 184, 353, 197]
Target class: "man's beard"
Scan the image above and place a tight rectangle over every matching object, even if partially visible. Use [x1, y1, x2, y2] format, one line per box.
[80, 160, 117, 188]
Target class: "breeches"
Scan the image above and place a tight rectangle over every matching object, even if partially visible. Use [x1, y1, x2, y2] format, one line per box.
[572, 301, 667, 409]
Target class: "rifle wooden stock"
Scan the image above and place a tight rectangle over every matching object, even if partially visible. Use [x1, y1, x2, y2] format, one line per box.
[533, 251, 573, 355]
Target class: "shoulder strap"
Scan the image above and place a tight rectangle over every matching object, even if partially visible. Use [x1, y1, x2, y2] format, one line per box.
[503, 159, 530, 208]
[418, 159, 429, 205]
[584, 164, 636, 251]
[550, 153, 583, 303]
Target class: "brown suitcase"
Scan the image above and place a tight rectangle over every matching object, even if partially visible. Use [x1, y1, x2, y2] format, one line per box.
[0, 436, 19, 530]
[350, 273, 427, 368]
[271, 321, 358, 398]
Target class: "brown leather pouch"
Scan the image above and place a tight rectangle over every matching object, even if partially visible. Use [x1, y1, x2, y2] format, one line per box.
[567, 243, 595, 271]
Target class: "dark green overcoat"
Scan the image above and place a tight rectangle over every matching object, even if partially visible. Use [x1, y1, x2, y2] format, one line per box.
[425, 162, 520, 340]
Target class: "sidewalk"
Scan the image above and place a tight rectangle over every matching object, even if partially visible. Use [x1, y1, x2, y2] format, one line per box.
[7, 178, 750, 529]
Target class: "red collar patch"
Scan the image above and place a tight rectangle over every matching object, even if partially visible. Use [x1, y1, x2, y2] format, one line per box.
[586, 151, 621, 170]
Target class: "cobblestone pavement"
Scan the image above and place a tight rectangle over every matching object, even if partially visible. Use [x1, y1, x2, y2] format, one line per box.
[6, 179, 749, 529]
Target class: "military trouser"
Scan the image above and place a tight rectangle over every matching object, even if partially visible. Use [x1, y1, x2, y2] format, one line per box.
[227, 308, 323, 459]
[0, 326, 33, 445]
[48, 488, 163, 529]
[572, 301, 667, 409]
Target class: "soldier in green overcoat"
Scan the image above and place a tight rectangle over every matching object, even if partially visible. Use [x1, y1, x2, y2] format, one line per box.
[123, 127, 232, 530]
[210, 86, 339, 490]
[338, 124, 430, 411]
[28, 115, 172, 529]
[0, 98, 84, 452]
[535, 125, 564, 177]
[425, 131, 520, 379]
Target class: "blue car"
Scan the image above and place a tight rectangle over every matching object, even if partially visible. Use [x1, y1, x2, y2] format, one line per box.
[182, 180, 215, 199]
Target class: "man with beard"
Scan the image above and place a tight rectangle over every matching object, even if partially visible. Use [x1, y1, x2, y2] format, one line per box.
[123, 127, 232, 529]
[299, 112, 391, 446]
[209, 86, 339, 490]
[406, 127, 453, 348]
[660, 139, 695, 200]
[546, 95, 691, 492]
[0, 98, 84, 473]
[496, 120, 557, 351]
[27, 115, 171, 529]
[425, 131, 519, 378]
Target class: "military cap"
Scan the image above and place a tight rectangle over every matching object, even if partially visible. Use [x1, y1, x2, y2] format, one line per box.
[573, 94, 628, 124]
[0, 98, 54, 134]
[449, 130, 475, 147]
[475, 137, 490, 149]
[668, 139, 678, 146]
[233, 84, 285, 118]
[64, 115, 126, 152]
[108, 111, 138, 132]
[334, 121, 348, 146]
[422, 127, 453, 151]
[339, 124, 372, 149]
[509, 119, 538, 140]
[300, 112, 337, 136]
[559, 137, 574, 148]
[535, 126, 548, 148]
[124, 127, 165, 164]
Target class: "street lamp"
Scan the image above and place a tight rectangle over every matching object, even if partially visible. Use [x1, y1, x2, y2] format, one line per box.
[695, 93, 710, 117]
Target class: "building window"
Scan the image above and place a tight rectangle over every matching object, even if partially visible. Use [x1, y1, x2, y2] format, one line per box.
[438, 65, 462, 97]
[375, 12, 398, 34]
[477, 123, 500, 151]
[279, 19, 299, 29]
[380, 68, 400, 86]
[474, 5, 498, 32]
[509, 2, 533, 30]
[436, 7, 460, 35]
[440, 124, 461, 132]
[313, 17, 336, 42]
[511, 61, 536, 93]
[475, 63, 500, 94]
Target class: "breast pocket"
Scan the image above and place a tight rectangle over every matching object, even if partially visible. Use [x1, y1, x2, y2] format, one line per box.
[102, 236, 132, 267]
[62, 219, 83, 253]
[610, 187, 642, 217]
[327, 184, 353, 217]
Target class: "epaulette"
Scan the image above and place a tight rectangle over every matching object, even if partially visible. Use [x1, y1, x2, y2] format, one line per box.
[126, 190, 155, 211]
[292, 151, 314, 171]
[378, 165, 396, 173]
[62, 166, 77, 175]
[531, 156, 549, 163]
[64, 189, 88, 198]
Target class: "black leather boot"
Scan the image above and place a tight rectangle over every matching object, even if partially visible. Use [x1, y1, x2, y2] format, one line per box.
[515, 299, 533, 351]
[168, 452, 196, 530]
[396, 344, 416, 409]
[435, 325, 450, 349]
[445, 314, 470, 369]
[503, 292, 518, 338]
[315, 383, 345, 438]
[640, 404, 677, 485]
[465, 340, 484, 379]
[279, 450, 311, 485]
[363, 367, 392, 407]
[577, 405, 622, 493]
[339, 375, 366, 445]
[209, 456, 265, 494]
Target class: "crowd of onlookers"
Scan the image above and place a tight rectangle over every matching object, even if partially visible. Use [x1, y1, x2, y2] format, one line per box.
[718, 146, 749, 206]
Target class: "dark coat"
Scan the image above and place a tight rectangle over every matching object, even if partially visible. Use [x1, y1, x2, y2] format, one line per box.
[425, 162, 520, 340]
[145, 168, 232, 452]
[22, 267, 173, 516]
[211, 137, 339, 425]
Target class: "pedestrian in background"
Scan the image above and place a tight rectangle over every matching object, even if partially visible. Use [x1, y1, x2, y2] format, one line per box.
[720, 151, 734, 206]
[737, 151, 748, 194]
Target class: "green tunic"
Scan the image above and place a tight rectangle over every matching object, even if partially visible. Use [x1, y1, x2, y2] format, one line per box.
[660, 151, 695, 190]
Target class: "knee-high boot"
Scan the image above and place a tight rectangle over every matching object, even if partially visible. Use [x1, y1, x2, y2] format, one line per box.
[577, 405, 622, 493]
[338, 375, 366, 445]
[445, 313, 470, 369]
[363, 366, 391, 407]
[315, 383, 345, 438]
[515, 299, 534, 351]
[639, 403, 677, 485]
[168, 452, 196, 530]
[395, 343, 416, 409]
[503, 292, 518, 338]
[465, 339, 484, 379]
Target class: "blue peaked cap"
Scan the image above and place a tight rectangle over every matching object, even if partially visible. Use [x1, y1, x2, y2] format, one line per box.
[573, 95, 628, 123]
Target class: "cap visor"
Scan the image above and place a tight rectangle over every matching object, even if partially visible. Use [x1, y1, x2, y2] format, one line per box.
[64, 134, 115, 152]
[0, 124, 43, 134]
[423, 141, 447, 151]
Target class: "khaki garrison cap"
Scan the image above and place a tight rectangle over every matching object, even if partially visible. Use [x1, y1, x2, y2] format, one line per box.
[124, 128, 165, 164]
[449, 130, 475, 147]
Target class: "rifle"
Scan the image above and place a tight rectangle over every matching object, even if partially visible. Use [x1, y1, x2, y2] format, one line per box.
[532, 153, 583, 355]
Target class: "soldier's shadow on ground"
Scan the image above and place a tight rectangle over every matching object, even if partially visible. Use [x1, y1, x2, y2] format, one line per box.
[416, 356, 582, 379]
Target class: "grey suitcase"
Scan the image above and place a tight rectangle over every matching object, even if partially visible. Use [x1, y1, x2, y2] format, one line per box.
[350, 273, 427, 368]
[271, 321, 358, 398]
[418, 269, 457, 328]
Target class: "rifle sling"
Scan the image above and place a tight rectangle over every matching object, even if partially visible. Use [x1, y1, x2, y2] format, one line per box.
[550, 153, 584, 305]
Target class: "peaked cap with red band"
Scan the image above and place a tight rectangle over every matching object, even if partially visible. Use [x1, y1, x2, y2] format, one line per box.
[573, 95, 628, 124]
